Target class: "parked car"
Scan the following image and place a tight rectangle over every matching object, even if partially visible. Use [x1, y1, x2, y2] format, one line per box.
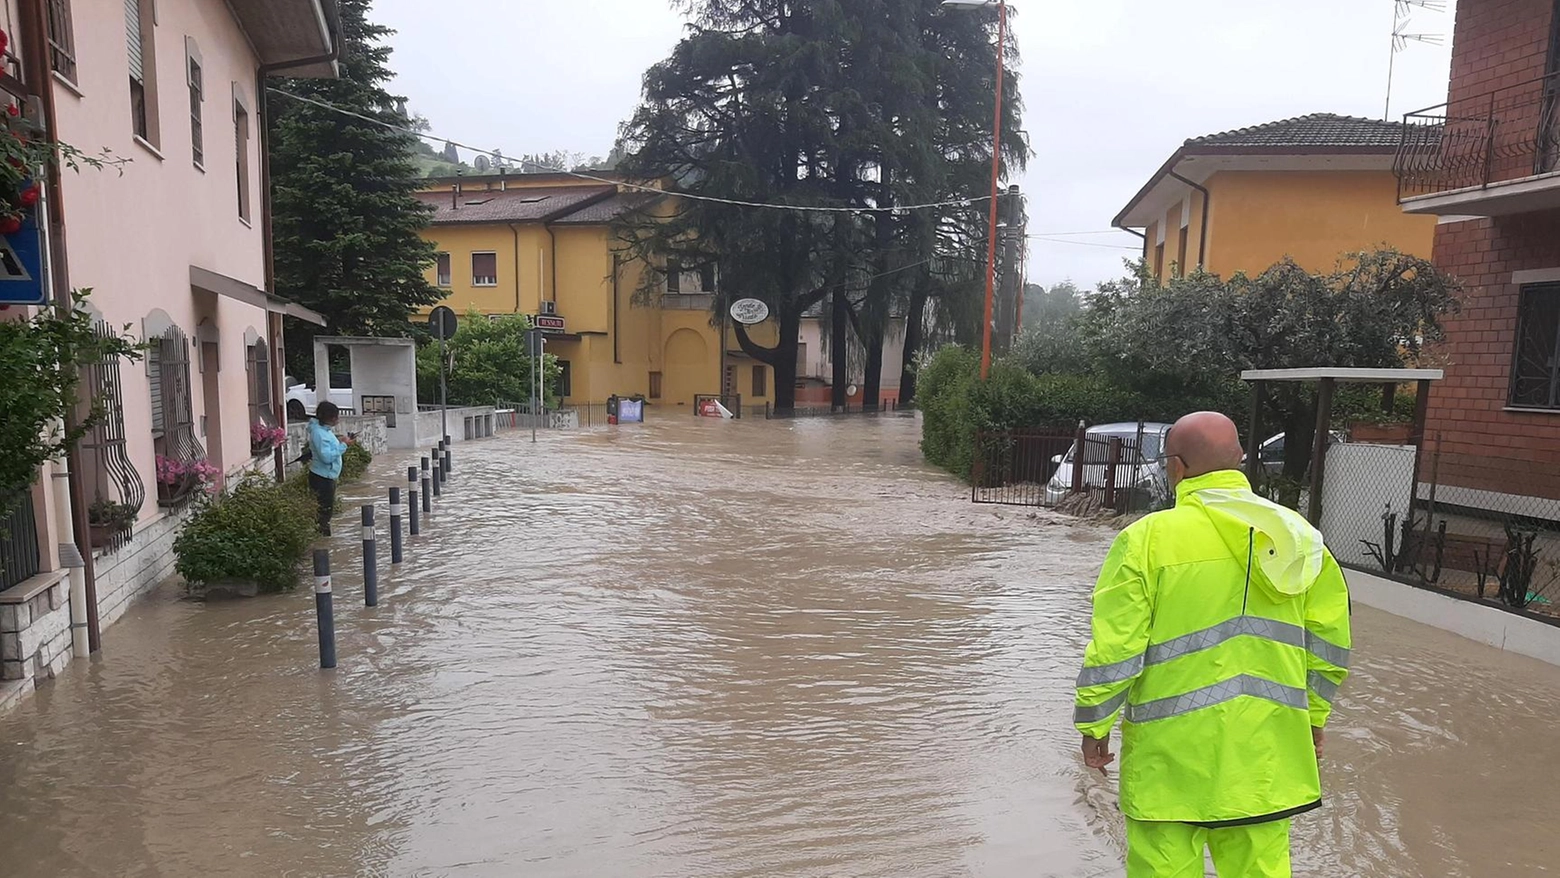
[1045, 422, 1174, 506]
[1251, 431, 1346, 478]
[284, 372, 353, 418]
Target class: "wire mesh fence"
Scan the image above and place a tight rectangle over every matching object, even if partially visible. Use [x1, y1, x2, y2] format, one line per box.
[1318, 434, 1560, 620]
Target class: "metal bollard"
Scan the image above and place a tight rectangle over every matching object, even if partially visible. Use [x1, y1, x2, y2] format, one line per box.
[421, 457, 432, 514]
[362, 505, 378, 607]
[389, 487, 404, 563]
[407, 467, 421, 536]
[314, 550, 336, 669]
[432, 460, 442, 497]
[444, 434, 453, 476]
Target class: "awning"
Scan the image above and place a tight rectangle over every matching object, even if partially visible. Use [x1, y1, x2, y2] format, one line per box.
[190, 265, 327, 326]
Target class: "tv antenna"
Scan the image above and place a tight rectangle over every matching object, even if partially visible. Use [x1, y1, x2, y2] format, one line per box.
[1386, 0, 1446, 121]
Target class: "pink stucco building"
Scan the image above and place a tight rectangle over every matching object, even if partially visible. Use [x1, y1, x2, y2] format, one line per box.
[1, 0, 336, 710]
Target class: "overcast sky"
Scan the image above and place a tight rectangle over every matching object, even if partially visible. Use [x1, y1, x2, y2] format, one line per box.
[375, 0, 1456, 290]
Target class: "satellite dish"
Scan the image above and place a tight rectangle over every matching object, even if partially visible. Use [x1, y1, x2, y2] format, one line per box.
[729, 298, 770, 325]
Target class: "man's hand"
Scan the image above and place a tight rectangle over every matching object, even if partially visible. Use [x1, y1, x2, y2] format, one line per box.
[1081, 735, 1114, 776]
[1312, 727, 1325, 759]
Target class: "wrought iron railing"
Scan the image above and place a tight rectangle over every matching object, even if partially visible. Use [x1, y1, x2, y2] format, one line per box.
[80, 321, 145, 554]
[1396, 70, 1560, 200]
[0, 493, 41, 592]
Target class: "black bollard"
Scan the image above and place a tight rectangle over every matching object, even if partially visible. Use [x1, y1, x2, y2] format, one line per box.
[407, 467, 421, 536]
[444, 434, 453, 477]
[389, 487, 404, 564]
[432, 460, 442, 497]
[420, 457, 432, 514]
[361, 505, 378, 607]
[314, 549, 337, 669]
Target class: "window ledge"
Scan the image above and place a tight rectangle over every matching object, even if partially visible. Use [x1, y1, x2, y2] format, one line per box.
[193, 160, 205, 174]
[52, 71, 84, 99]
[133, 136, 165, 161]
[0, 569, 69, 605]
[1503, 406, 1560, 416]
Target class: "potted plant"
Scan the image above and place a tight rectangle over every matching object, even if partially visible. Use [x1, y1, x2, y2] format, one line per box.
[250, 422, 287, 457]
[1349, 411, 1415, 444]
[86, 498, 139, 548]
[156, 456, 220, 507]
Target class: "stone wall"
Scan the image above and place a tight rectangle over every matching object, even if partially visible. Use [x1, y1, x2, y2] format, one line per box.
[93, 510, 188, 628]
[0, 572, 72, 712]
[415, 407, 497, 446]
[283, 416, 390, 476]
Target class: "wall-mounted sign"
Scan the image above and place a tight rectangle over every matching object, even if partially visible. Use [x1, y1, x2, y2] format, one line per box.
[729, 298, 770, 325]
[0, 214, 45, 305]
[534, 314, 566, 333]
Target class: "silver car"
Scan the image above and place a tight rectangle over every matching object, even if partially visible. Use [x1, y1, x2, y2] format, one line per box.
[1045, 422, 1173, 506]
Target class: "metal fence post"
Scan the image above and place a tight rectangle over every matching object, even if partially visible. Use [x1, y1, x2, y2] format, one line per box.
[1071, 421, 1087, 495]
[389, 487, 404, 564]
[420, 457, 432, 515]
[361, 505, 378, 607]
[1104, 437, 1122, 509]
[407, 466, 421, 536]
[314, 549, 336, 669]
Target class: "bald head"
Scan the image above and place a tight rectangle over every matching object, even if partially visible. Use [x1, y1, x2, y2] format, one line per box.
[1165, 412, 1245, 481]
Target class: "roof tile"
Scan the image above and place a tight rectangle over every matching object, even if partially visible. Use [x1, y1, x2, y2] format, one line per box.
[1185, 113, 1407, 150]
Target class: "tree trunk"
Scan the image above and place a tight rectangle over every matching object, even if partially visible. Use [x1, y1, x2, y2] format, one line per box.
[736, 307, 802, 412]
[1280, 387, 1318, 484]
[899, 280, 929, 406]
[831, 289, 849, 411]
[862, 321, 885, 410]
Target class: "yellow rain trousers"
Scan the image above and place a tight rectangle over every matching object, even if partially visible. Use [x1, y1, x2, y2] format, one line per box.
[1074, 470, 1351, 876]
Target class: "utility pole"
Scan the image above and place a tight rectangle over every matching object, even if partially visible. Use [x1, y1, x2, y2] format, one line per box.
[994, 185, 1025, 357]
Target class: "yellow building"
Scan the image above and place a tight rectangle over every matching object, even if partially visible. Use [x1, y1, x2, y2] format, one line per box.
[416, 173, 775, 411]
[1113, 114, 1437, 283]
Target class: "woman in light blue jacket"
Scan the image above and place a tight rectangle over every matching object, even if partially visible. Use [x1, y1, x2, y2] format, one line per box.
[307, 402, 347, 536]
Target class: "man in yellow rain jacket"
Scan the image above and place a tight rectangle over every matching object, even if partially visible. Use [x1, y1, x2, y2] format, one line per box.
[1074, 412, 1351, 877]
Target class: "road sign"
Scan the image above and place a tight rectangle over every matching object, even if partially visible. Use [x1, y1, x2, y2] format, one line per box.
[525, 328, 546, 359]
[0, 214, 46, 305]
[729, 298, 770, 325]
[428, 305, 458, 340]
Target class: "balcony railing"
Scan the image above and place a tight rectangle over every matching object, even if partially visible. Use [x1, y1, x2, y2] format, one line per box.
[1396, 71, 1560, 202]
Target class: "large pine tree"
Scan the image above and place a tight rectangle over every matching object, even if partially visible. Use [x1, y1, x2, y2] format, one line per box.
[268, 0, 438, 378]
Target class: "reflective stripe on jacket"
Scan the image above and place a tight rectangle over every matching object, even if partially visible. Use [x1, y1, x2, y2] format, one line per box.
[1074, 469, 1352, 824]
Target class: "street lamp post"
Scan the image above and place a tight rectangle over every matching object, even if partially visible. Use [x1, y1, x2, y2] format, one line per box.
[944, 0, 1008, 381]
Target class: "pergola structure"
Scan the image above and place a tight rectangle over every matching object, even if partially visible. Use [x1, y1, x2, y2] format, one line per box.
[1240, 367, 1444, 524]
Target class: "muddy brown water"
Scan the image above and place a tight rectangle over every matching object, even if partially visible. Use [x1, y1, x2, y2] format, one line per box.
[2, 416, 1558, 877]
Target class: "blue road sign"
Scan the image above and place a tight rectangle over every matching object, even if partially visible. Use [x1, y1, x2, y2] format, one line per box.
[0, 213, 45, 305]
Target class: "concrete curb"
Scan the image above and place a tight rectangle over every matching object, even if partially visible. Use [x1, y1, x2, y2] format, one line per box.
[1346, 568, 1560, 668]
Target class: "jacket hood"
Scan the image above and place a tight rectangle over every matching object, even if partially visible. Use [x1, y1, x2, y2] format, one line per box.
[1176, 470, 1327, 599]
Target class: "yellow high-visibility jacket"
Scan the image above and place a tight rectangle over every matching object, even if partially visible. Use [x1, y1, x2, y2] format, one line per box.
[1074, 469, 1351, 825]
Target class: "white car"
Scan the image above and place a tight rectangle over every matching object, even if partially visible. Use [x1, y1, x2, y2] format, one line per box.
[284, 378, 353, 417]
[1045, 422, 1173, 507]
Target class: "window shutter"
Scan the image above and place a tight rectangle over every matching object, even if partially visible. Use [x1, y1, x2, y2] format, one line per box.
[126, 0, 145, 82]
[147, 343, 165, 434]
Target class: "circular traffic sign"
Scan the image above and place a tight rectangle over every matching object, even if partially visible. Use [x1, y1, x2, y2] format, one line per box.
[429, 306, 458, 341]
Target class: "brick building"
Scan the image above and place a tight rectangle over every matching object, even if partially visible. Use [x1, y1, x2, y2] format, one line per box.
[1394, 0, 1560, 515]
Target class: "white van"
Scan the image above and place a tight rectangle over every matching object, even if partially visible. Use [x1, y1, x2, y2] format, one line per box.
[1044, 422, 1173, 507]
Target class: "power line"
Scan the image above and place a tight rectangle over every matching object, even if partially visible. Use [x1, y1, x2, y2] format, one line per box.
[1027, 235, 1139, 251]
[267, 88, 997, 216]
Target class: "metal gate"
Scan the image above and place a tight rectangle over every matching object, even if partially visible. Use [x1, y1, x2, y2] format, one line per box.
[971, 429, 1079, 507]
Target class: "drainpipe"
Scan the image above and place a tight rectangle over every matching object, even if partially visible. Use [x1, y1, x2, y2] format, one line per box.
[47, 440, 87, 657]
[1167, 170, 1210, 269]
[259, 7, 341, 481]
[510, 223, 522, 313]
[542, 222, 558, 304]
[22, 0, 100, 652]
[612, 253, 621, 364]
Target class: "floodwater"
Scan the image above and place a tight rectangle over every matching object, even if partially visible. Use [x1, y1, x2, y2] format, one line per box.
[2, 416, 1559, 877]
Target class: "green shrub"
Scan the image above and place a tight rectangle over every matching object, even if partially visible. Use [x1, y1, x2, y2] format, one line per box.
[174, 474, 319, 593]
[340, 442, 372, 483]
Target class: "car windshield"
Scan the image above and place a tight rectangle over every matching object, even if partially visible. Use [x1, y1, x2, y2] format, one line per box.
[1068, 429, 1164, 464]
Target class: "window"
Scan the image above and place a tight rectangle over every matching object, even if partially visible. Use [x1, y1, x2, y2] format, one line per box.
[649, 371, 663, 399]
[667, 259, 681, 293]
[126, 0, 158, 146]
[1176, 226, 1189, 278]
[472, 252, 498, 286]
[436, 253, 452, 286]
[79, 319, 146, 553]
[246, 339, 273, 427]
[148, 326, 206, 506]
[188, 50, 204, 167]
[554, 360, 572, 399]
[1511, 283, 1560, 410]
[666, 260, 711, 294]
[751, 365, 767, 398]
[1153, 243, 1165, 282]
[46, 0, 77, 83]
[234, 99, 251, 221]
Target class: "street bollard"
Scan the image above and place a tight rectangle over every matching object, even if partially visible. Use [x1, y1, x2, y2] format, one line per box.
[362, 505, 379, 607]
[444, 434, 453, 477]
[389, 487, 405, 563]
[432, 460, 442, 497]
[421, 457, 432, 514]
[407, 466, 421, 536]
[314, 549, 336, 669]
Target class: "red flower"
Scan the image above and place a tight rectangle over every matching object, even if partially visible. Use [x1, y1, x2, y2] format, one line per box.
[18, 183, 39, 207]
[0, 30, 10, 60]
[0, 215, 22, 235]
[5, 104, 17, 118]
